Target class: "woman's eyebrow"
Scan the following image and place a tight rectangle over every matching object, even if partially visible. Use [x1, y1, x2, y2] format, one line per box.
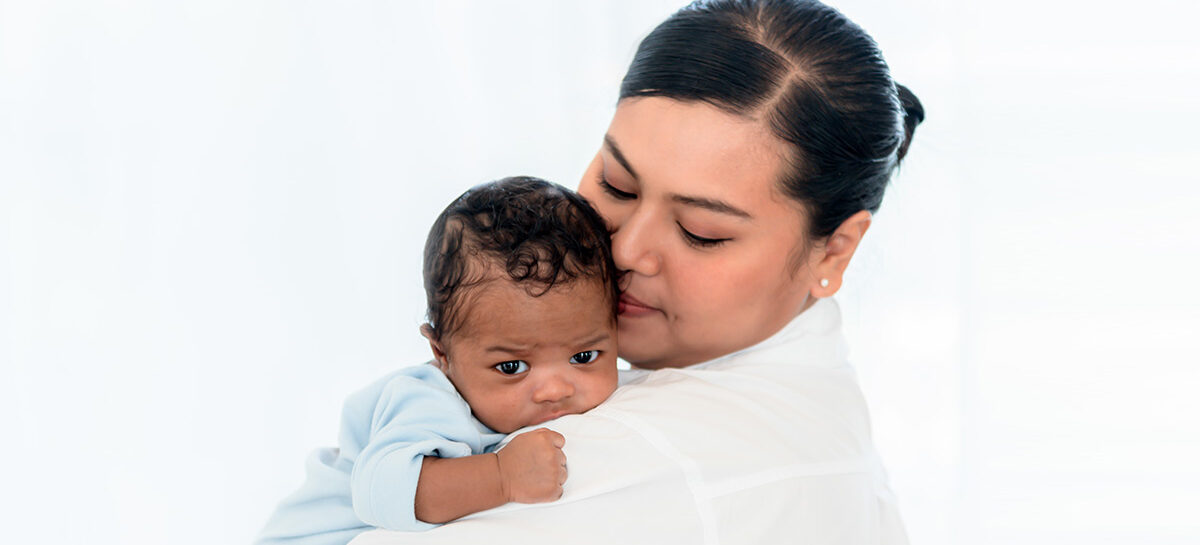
[605, 133, 751, 219]
[671, 194, 753, 219]
[603, 135, 639, 180]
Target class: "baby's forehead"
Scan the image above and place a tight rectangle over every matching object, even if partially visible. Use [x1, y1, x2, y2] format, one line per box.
[453, 255, 613, 305]
[447, 276, 616, 350]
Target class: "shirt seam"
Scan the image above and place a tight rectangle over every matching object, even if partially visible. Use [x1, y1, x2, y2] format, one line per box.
[698, 456, 877, 499]
[592, 407, 721, 545]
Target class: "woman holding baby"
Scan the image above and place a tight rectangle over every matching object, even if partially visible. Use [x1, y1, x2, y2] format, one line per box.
[356, 0, 924, 542]
[296, 0, 923, 543]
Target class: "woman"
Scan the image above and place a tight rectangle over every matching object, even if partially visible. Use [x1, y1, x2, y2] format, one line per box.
[356, 0, 923, 542]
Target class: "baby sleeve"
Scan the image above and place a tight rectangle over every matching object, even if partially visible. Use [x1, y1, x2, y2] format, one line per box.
[349, 367, 490, 532]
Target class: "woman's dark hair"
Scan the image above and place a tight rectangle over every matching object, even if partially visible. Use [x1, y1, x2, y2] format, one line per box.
[621, 0, 925, 239]
[423, 176, 620, 343]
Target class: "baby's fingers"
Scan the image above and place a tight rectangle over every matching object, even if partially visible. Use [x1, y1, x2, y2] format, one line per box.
[543, 429, 565, 448]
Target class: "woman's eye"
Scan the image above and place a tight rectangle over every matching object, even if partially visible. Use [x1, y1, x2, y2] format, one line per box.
[598, 177, 637, 200]
[570, 350, 600, 364]
[678, 223, 731, 248]
[494, 360, 529, 375]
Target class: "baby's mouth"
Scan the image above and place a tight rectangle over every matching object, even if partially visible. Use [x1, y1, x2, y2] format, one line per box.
[530, 410, 569, 426]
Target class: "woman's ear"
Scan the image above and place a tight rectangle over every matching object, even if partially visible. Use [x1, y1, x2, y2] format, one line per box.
[419, 324, 449, 370]
[810, 210, 872, 298]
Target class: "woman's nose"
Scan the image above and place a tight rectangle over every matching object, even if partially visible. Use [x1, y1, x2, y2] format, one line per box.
[531, 374, 575, 404]
[609, 208, 662, 277]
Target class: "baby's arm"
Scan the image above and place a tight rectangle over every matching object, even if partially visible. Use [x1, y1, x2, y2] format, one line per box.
[414, 428, 566, 524]
[350, 370, 488, 531]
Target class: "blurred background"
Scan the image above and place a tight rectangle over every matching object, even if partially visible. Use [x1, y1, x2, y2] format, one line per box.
[2, 1, 1198, 543]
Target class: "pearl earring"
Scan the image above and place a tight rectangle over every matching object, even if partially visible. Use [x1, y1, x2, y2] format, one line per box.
[819, 278, 830, 288]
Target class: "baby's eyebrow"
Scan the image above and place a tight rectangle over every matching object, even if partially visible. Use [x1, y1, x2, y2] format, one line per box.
[574, 332, 612, 347]
[481, 332, 611, 356]
[482, 344, 530, 355]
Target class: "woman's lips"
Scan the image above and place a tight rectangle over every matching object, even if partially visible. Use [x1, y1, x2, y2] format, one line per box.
[618, 293, 660, 317]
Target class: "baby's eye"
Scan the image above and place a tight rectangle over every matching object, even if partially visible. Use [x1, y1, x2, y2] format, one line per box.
[569, 350, 600, 364]
[494, 360, 529, 375]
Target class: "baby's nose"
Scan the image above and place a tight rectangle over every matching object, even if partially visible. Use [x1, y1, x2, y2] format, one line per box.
[531, 374, 575, 403]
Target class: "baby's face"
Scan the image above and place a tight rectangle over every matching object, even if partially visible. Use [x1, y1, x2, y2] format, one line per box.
[437, 279, 619, 434]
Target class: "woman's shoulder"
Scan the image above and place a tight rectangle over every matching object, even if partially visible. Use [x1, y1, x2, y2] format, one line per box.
[596, 298, 874, 462]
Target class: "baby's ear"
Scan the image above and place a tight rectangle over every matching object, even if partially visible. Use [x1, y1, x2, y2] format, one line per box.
[420, 324, 449, 370]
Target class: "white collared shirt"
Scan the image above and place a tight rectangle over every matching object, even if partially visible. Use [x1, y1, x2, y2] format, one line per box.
[352, 298, 908, 544]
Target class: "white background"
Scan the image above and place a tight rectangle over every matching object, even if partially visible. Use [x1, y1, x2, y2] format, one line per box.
[2, 1, 1198, 544]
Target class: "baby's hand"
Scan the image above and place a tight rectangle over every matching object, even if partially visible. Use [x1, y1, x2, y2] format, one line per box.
[495, 428, 566, 503]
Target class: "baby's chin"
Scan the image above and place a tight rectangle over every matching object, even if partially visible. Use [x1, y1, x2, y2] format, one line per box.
[505, 406, 593, 432]
[487, 391, 616, 433]
[483, 415, 556, 435]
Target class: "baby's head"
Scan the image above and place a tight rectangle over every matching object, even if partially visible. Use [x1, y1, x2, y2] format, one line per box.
[421, 176, 621, 434]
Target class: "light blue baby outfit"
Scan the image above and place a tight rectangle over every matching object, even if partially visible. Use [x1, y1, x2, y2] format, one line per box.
[256, 363, 506, 545]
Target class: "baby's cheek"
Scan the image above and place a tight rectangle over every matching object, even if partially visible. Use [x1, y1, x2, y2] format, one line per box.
[497, 394, 532, 429]
[591, 373, 620, 407]
[605, 368, 620, 392]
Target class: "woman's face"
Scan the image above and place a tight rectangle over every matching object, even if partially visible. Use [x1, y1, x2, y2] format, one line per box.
[578, 97, 820, 369]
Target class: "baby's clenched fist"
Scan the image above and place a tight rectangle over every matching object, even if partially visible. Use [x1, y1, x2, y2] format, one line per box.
[495, 428, 567, 503]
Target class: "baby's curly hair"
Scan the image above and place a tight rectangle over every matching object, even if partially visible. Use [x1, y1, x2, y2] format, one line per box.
[423, 176, 620, 343]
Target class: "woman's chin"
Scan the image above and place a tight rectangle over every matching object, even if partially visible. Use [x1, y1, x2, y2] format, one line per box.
[617, 326, 690, 369]
[615, 323, 662, 367]
[618, 310, 716, 369]
[616, 320, 656, 346]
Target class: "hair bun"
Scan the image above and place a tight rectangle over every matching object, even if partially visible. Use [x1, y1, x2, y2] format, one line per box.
[896, 83, 924, 161]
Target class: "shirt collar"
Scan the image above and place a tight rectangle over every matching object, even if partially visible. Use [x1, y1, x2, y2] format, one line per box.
[684, 297, 843, 371]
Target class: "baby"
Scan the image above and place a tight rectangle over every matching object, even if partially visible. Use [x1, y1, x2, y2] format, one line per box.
[256, 176, 621, 545]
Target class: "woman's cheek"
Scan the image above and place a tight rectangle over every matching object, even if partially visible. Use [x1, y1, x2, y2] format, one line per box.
[673, 264, 725, 318]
